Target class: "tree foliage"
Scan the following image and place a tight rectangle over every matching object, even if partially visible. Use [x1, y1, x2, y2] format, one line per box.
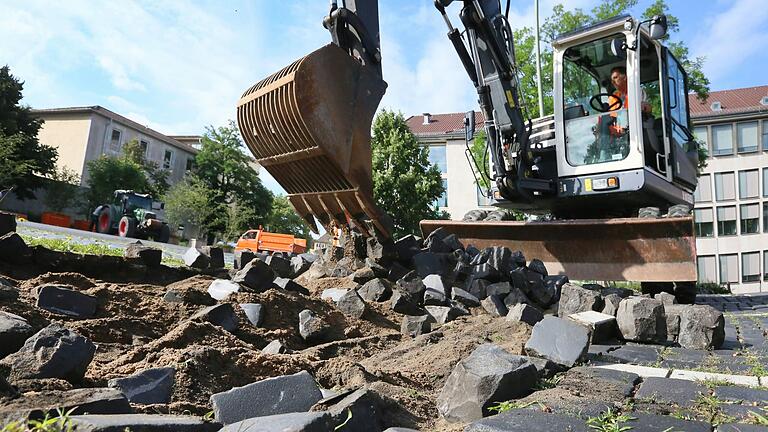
[194, 121, 273, 240]
[163, 176, 212, 231]
[0, 65, 58, 199]
[264, 195, 311, 240]
[84, 156, 149, 210]
[44, 167, 81, 213]
[371, 110, 446, 237]
[122, 139, 170, 197]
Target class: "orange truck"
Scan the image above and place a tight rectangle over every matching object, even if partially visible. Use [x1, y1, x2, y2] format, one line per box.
[235, 228, 307, 255]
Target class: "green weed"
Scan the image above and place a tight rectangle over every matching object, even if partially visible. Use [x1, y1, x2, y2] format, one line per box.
[585, 410, 635, 431]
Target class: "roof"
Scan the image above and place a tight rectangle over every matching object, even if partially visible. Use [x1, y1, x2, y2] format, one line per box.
[406, 112, 485, 136]
[31, 106, 198, 154]
[688, 85, 768, 119]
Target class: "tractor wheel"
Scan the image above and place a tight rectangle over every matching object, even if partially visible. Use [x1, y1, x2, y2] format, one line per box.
[640, 281, 674, 297]
[118, 216, 137, 238]
[156, 224, 171, 243]
[96, 208, 113, 234]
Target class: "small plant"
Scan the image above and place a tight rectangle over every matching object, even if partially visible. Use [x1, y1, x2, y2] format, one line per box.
[2, 408, 77, 432]
[692, 393, 736, 425]
[202, 411, 215, 422]
[487, 400, 542, 414]
[748, 407, 768, 425]
[534, 373, 563, 391]
[585, 410, 635, 432]
[697, 282, 730, 295]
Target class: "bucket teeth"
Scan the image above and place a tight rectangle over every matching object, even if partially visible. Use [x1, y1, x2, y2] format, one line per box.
[237, 43, 389, 239]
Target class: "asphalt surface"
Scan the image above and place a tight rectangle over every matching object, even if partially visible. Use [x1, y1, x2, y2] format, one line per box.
[17, 220, 234, 266]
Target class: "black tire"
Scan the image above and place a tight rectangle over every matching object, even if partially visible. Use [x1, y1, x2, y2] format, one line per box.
[156, 224, 171, 243]
[96, 207, 113, 234]
[640, 281, 674, 297]
[118, 216, 137, 238]
[674, 281, 697, 304]
[667, 204, 691, 218]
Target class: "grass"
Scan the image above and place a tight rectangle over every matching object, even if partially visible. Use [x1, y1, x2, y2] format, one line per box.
[740, 350, 768, 377]
[21, 235, 185, 267]
[585, 410, 635, 432]
[534, 373, 563, 391]
[1, 408, 76, 432]
[691, 393, 737, 425]
[487, 400, 545, 414]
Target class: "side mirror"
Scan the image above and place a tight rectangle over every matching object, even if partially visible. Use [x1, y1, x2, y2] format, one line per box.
[649, 15, 668, 40]
[610, 38, 626, 59]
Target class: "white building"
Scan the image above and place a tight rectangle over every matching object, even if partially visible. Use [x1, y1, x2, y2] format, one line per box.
[407, 84, 768, 294]
[691, 85, 768, 294]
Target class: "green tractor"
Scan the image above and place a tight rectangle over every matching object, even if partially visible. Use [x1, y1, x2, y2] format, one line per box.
[94, 190, 171, 243]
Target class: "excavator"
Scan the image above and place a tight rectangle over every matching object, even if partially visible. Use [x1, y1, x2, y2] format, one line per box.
[235, 0, 699, 302]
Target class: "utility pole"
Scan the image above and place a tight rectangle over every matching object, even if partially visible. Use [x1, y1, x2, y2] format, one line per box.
[535, 0, 544, 117]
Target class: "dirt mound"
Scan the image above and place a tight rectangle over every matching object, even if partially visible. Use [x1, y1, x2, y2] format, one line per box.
[19, 272, 96, 291]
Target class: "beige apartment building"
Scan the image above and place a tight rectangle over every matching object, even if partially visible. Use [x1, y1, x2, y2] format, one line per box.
[32, 106, 199, 186]
[408, 85, 768, 294]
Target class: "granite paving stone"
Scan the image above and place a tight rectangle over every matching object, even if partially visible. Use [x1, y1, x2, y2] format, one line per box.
[634, 377, 707, 408]
[714, 386, 768, 404]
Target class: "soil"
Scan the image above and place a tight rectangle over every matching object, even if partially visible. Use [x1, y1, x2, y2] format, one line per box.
[0, 247, 535, 431]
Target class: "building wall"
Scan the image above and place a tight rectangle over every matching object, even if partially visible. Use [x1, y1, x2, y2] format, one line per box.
[692, 113, 768, 294]
[421, 134, 493, 220]
[36, 114, 93, 178]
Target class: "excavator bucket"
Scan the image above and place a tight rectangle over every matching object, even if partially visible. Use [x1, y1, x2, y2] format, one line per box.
[420, 217, 697, 282]
[237, 44, 389, 237]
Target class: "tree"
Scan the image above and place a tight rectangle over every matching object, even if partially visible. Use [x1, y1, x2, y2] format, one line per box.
[0, 65, 58, 199]
[122, 139, 170, 197]
[84, 156, 149, 210]
[44, 167, 81, 214]
[371, 110, 446, 238]
[468, 129, 491, 191]
[163, 175, 213, 236]
[264, 195, 312, 239]
[194, 121, 273, 241]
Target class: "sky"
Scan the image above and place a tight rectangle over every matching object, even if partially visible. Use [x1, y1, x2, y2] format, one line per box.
[2, 0, 767, 194]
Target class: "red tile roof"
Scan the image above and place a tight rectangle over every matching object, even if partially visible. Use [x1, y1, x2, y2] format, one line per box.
[688, 85, 768, 118]
[406, 112, 485, 136]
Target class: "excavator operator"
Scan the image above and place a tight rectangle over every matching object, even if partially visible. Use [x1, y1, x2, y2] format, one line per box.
[608, 66, 651, 114]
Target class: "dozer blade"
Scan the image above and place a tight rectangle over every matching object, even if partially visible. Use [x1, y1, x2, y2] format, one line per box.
[420, 217, 697, 282]
[237, 44, 389, 237]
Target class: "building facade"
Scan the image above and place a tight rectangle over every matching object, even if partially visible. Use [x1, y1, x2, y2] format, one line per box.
[32, 106, 198, 187]
[690, 85, 768, 294]
[408, 85, 768, 294]
[406, 112, 491, 220]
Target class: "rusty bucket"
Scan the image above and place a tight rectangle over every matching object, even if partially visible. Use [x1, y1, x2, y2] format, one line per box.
[237, 43, 389, 236]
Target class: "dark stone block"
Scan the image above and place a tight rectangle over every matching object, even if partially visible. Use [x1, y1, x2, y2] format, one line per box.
[413, 252, 455, 279]
[219, 412, 332, 432]
[602, 345, 661, 365]
[125, 242, 162, 267]
[524, 316, 590, 368]
[190, 304, 238, 332]
[266, 254, 291, 278]
[0, 232, 30, 264]
[107, 367, 175, 404]
[183, 247, 210, 269]
[0, 388, 131, 423]
[396, 271, 426, 298]
[69, 414, 220, 432]
[714, 386, 768, 404]
[635, 377, 707, 408]
[36, 285, 97, 318]
[464, 409, 588, 432]
[6, 324, 95, 383]
[0, 311, 33, 358]
[359, 278, 392, 302]
[387, 261, 410, 282]
[623, 413, 711, 432]
[232, 259, 275, 292]
[528, 259, 548, 277]
[234, 250, 255, 270]
[239, 303, 264, 327]
[471, 263, 504, 283]
[390, 290, 424, 316]
[210, 371, 323, 425]
[273, 277, 310, 295]
[201, 246, 225, 269]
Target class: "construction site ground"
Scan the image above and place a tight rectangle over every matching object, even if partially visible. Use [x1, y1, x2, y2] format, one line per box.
[2, 242, 768, 431]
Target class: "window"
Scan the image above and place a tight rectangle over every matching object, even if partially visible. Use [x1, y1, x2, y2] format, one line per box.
[716, 206, 737, 236]
[742, 252, 760, 283]
[186, 157, 195, 172]
[109, 129, 122, 153]
[434, 179, 448, 208]
[697, 255, 716, 283]
[764, 203, 768, 233]
[563, 34, 629, 167]
[740, 203, 759, 234]
[739, 170, 759, 199]
[693, 208, 714, 237]
[764, 251, 768, 281]
[693, 126, 708, 152]
[714, 172, 735, 201]
[428, 146, 447, 174]
[163, 149, 174, 170]
[764, 168, 768, 197]
[140, 139, 149, 156]
[711, 124, 733, 156]
[694, 174, 711, 202]
[763, 121, 768, 151]
[719, 254, 738, 284]
[737, 122, 758, 153]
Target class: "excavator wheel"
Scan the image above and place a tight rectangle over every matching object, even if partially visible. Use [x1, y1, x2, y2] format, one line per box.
[462, 210, 488, 222]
